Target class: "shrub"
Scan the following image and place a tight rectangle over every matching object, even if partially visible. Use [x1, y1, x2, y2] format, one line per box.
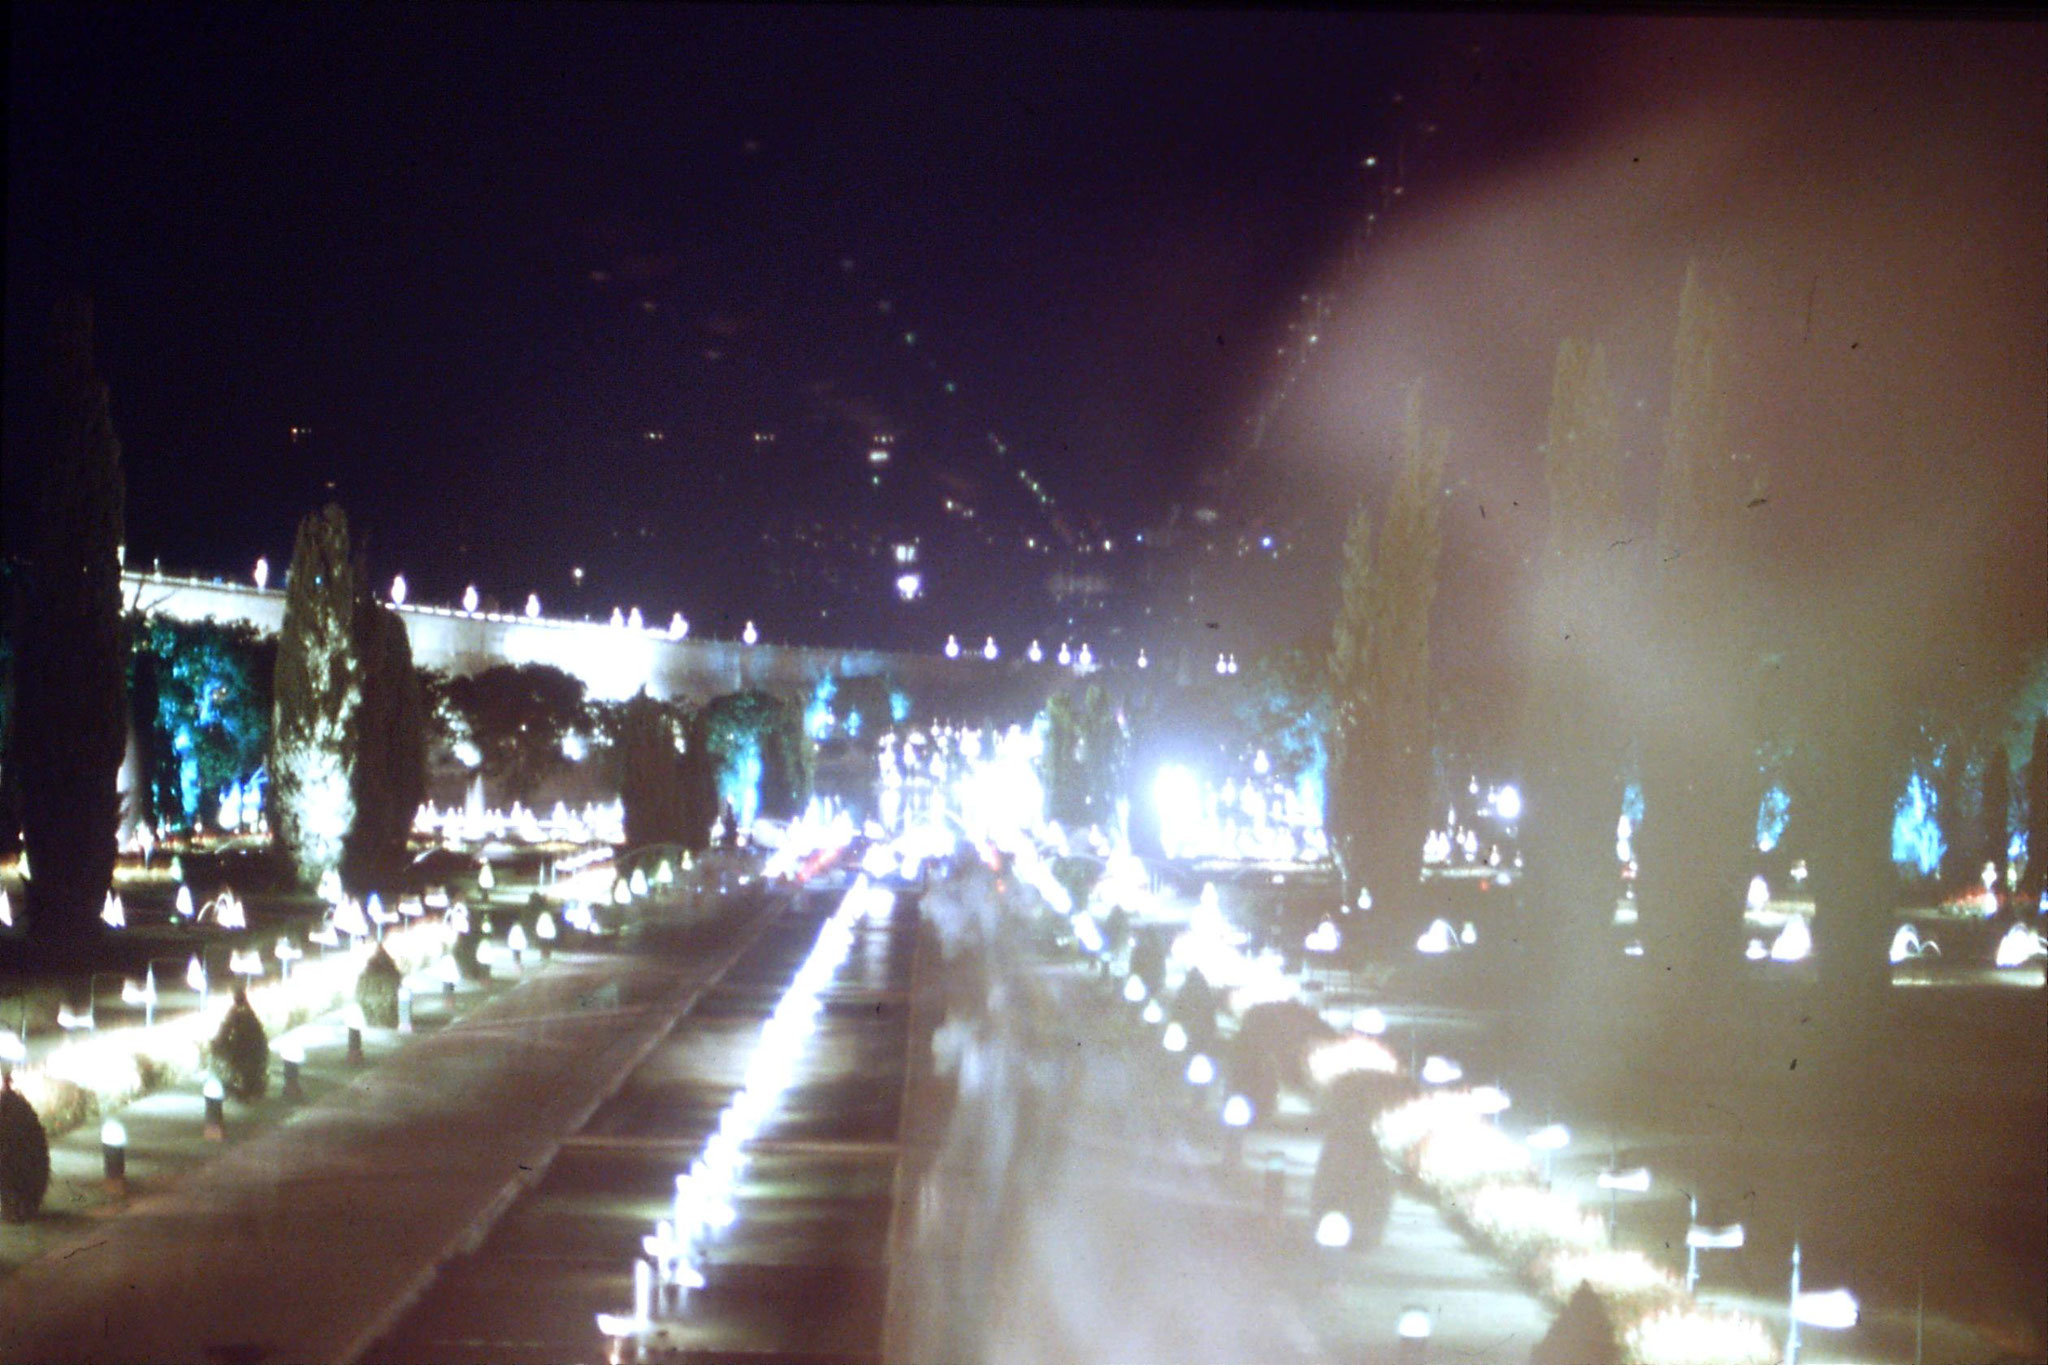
[356, 944, 403, 1026]
[452, 928, 489, 982]
[210, 986, 270, 1102]
[0, 1075, 52, 1223]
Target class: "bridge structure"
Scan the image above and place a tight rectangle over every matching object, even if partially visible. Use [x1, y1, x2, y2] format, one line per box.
[120, 570, 1084, 720]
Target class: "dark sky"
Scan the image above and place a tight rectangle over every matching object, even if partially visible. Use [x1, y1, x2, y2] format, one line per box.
[7, 7, 2043, 678]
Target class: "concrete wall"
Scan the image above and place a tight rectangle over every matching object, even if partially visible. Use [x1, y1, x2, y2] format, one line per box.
[120, 571, 1062, 716]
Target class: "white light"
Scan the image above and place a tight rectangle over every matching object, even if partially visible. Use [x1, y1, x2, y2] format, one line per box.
[463, 584, 479, 613]
[1057, 642, 1072, 666]
[1597, 1167, 1651, 1193]
[0, 1034, 21, 1064]
[1396, 1309, 1433, 1340]
[1527, 1123, 1571, 1152]
[1686, 1222, 1745, 1249]
[669, 612, 689, 639]
[1469, 1085, 1511, 1116]
[1416, 919, 1457, 955]
[895, 572, 922, 602]
[628, 606, 644, 631]
[983, 636, 998, 661]
[101, 1119, 126, 1147]
[1142, 1000, 1165, 1025]
[1792, 1289, 1860, 1329]
[609, 607, 625, 628]
[1494, 785, 1522, 822]
[1161, 1022, 1188, 1053]
[945, 634, 960, 659]
[203, 1076, 225, 1101]
[743, 621, 758, 645]
[1994, 922, 2048, 968]
[391, 574, 408, 606]
[1304, 920, 1339, 953]
[1122, 974, 1147, 1003]
[1221, 1094, 1254, 1127]
[1420, 1055, 1462, 1086]
[1747, 875, 1771, 912]
[525, 593, 541, 618]
[1315, 1211, 1354, 1248]
[253, 557, 270, 590]
[1186, 1054, 1216, 1086]
[1769, 916, 1812, 962]
[1352, 1006, 1387, 1036]
[1028, 640, 1043, 663]
[562, 732, 587, 761]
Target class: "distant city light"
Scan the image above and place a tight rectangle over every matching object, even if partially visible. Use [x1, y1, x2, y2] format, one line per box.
[896, 572, 923, 601]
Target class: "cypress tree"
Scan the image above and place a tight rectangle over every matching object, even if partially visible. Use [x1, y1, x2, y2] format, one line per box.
[16, 299, 126, 965]
[2022, 715, 2048, 913]
[341, 592, 424, 895]
[1325, 383, 1445, 931]
[618, 691, 688, 849]
[271, 505, 359, 889]
[1518, 338, 1633, 1021]
[1636, 262, 1766, 1015]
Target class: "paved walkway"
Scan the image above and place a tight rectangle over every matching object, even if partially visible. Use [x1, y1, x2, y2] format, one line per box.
[0, 895, 782, 1365]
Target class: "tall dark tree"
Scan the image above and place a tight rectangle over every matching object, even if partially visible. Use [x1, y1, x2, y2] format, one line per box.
[1981, 741, 2011, 898]
[2021, 715, 2048, 915]
[1042, 682, 1127, 835]
[617, 692, 689, 849]
[15, 299, 126, 964]
[1519, 338, 1632, 1019]
[1325, 383, 1446, 932]
[1634, 263, 1767, 1022]
[341, 593, 425, 895]
[271, 505, 359, 888]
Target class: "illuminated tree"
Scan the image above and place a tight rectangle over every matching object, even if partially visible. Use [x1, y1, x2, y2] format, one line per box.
[15, 299, 127, 963]
[127, 615, 274, 832]
[686, 690, 813, 830]
[1519, 338, 1632, 1011]
[341, 594, 425, 895]
[1042, 682, 1126, 833]
[1325, 383, 1445, 928]
[271, 504, 359, 889]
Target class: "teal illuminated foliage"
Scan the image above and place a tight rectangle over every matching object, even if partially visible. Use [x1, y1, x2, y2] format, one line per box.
[127, 614, 274, 832]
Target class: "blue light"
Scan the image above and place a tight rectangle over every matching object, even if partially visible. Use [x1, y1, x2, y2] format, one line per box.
[1892, 770, 1944, 877]
[1756, 785, 1790, 853]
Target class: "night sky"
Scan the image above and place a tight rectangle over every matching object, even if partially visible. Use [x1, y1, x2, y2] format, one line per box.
[7, 7, 2043, 676]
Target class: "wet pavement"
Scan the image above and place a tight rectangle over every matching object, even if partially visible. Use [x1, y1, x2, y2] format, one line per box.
[368, 883, 922, 1365]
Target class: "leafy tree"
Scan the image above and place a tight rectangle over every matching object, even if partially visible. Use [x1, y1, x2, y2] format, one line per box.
[1234, 638, 1329, 791]
[1519, 338, 1633, 1013]
[686, 690, 813, 829]
[271, 505, 359, 888]
[1325, 383, 1445, 923]
[126, 615, 274, 832]
[1042, 682, 1126, 833]
[436, 663, 587, 804]
[616, 691, 690, 849]
[15, 299, 126, 963]
[341, 594, 425, 895]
